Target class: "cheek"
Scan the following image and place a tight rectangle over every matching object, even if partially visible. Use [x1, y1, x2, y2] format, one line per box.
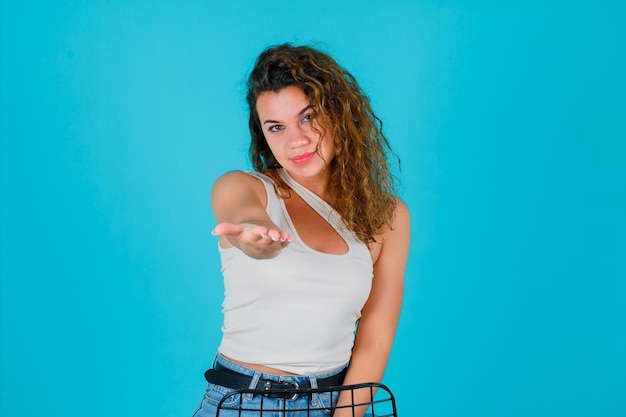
[320, 136, 336, 157]
[312, 122, 333, 152]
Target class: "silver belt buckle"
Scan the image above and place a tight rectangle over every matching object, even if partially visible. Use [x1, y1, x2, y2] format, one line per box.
[282, 380, 300, 401]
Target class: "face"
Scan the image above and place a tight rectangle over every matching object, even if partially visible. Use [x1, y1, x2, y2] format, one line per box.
[256, 85, 335, 184]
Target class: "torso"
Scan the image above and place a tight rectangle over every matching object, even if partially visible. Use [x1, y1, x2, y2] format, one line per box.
[220, 170, 382, 375]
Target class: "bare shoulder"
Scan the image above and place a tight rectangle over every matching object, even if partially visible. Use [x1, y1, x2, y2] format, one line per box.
[212, 170, 266, 196]
[370, 198, 411, 264]
[391, 198, 410, 229]
[382, 198, 410, 247]
[213, 170, 259, 189]
[211, 170, 269, 212]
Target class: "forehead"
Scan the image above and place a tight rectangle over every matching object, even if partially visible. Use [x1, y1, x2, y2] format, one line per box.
[256, 85, 309, 119]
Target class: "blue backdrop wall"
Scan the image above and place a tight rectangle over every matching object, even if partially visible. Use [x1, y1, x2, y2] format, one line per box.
[1, 1, 624, 416]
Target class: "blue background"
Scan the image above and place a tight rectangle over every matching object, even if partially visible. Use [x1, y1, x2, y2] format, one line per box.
[1, 1, 624, 416]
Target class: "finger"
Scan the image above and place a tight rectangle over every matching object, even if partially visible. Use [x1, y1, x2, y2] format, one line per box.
[212, 222, 242, 237]
[266, 229, 281, 242]
[279, 231, 294, 243]
[251, 225, 271, 241]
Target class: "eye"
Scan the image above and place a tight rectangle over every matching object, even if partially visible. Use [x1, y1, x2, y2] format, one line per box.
[302, 113, 312, 123]
[268, 124, 283, 133]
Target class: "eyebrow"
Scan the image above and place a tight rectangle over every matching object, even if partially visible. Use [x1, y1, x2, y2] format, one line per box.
[262, 105, 312, 125]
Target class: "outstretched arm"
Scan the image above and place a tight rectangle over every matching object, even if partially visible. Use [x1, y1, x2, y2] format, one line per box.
[211, 171, 293, 259]
[333, 199, 411, 417]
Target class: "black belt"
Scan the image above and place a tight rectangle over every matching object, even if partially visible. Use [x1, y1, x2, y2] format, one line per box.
[204, 362, 346, 399]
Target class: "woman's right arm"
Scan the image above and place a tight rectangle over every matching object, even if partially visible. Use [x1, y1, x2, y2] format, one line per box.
[211, 170, 292, 259]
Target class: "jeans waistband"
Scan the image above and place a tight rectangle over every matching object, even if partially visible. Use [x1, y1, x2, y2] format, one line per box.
[206, 355, 347, 399]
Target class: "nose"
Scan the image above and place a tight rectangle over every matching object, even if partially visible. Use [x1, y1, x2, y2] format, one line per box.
[287, 124, 311, 149]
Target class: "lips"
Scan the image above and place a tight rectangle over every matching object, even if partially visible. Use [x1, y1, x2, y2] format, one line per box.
[290, 151, 316, 165]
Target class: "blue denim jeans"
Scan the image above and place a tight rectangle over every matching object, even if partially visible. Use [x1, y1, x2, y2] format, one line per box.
[191, 355, 345, 417]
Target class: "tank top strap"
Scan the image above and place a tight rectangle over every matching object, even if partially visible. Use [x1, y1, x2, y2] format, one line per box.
[277, 169, 352, 238]
[244, 170, 280, 215]
[244, 170, 274, 192]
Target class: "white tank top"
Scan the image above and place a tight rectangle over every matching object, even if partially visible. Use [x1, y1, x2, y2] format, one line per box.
[217, 169, 374, 374]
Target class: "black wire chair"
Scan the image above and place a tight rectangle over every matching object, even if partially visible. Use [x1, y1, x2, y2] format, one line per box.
[215, 382, 398, 416]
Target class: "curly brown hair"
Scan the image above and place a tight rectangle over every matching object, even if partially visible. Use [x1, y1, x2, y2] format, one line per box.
[246, 43, 399, 243]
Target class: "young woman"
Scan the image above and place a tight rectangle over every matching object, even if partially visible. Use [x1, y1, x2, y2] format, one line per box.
[192, 43, 410, 417]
